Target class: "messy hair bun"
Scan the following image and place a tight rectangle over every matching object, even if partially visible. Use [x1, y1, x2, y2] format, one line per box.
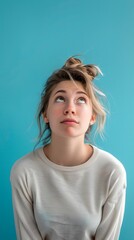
[63, 57, 102, 80]
[37, 56, 106, 146]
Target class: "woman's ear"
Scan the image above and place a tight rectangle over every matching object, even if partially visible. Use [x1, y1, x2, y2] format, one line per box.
[90, 114, 96, 125]
[42, 113, 49, 123]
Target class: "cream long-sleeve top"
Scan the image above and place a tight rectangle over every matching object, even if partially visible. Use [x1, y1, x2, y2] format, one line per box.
[10, 145, 127, 240]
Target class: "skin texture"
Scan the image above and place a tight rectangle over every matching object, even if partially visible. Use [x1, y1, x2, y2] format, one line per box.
[43, 80, 96, 166]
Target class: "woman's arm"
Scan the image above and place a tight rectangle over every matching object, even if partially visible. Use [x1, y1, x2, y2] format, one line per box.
[10, 165, 43, 240]
[95, 167, 127, 240]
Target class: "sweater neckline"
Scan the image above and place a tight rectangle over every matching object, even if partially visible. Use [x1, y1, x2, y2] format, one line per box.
[37, 145, 99, 172]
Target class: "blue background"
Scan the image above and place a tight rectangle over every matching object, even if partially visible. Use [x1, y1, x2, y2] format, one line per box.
[0, 0, 133, 239]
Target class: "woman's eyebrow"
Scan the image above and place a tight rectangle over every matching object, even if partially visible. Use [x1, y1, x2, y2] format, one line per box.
[76, 91, 88, 96]
[54, 90, 88, 96]
[54, 90, 66, 95]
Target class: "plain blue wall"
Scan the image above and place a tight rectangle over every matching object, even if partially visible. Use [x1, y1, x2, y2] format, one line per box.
[0, 0, 133, 239]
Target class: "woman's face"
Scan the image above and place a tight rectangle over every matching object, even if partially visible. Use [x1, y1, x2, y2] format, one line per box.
[44, 80, 96, 140]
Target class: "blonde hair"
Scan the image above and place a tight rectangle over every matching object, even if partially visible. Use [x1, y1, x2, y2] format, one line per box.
[37, 57, 106, 146]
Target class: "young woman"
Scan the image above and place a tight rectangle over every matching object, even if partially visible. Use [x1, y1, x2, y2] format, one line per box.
[10, 57, 126, 240]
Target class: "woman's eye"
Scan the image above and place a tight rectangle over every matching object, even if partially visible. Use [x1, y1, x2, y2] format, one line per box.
[55, 96, 65, 102]
[77, 97, 86, 104]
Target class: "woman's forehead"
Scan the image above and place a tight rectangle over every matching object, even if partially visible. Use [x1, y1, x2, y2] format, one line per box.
[52, 80, 86, 94]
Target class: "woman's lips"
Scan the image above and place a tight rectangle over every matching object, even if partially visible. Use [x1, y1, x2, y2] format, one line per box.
[60, 119, 79, 124]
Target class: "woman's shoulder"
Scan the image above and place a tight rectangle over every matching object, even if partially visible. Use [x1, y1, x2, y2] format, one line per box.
[94, 145, 126, 177]
[93, 146, 127, 189]
[10, 148, 42, 181]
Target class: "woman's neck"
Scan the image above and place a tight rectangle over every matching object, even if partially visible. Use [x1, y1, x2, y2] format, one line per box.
[43, 136, 93, 166]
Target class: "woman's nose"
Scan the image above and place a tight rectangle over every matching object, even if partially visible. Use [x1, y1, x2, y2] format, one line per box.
[63, 102, 76, 115]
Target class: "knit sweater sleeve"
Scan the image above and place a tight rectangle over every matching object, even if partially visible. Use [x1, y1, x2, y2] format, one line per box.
[95, 165, 127, 240]
[10, 162, 43, 240]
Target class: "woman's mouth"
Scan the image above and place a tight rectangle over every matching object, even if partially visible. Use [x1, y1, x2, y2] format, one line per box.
[60, 119, 79, 124]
